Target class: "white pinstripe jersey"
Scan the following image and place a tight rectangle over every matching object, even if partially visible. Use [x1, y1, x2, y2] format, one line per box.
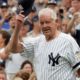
[22, 32, 80, 80]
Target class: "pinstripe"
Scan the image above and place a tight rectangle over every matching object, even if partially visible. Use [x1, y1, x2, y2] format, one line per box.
[34, 33, 80, 80]
[20, 32, 80, 80]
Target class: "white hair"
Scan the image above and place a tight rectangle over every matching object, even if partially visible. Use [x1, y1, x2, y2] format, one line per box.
[38, 8, 57, 20]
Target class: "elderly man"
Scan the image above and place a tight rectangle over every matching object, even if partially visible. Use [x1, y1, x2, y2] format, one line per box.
[4, 8, 80, 80]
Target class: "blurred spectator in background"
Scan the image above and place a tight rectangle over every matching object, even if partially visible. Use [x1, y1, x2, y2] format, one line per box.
[20, 60, 33, 75]
[61, 0, 72, 11]
[0, 2, 10, 31]
[0, 30, 11, 76]
[8, 0, 17, 7]
[34, 0, 46, 13]
[20, 60, 36, 80]
[8, 14, 16, 34]
[13, 70, 30, 80]
[8, 0, 18, 16]
[0, 30, 11, 60]
[46, 0, 58, 12]
[63, 0, 80, 47]
[61, 18, 69, 33]
[71, 0, 80, 13]
[19, 20, 30, 41]
[66, 12, 80, 46]
[27, 15, 41, 37]
[25, 6, 37, 31]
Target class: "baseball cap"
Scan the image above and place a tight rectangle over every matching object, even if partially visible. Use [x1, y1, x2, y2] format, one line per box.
[47, 0, 57, 5]
[0, 2, 8, 8]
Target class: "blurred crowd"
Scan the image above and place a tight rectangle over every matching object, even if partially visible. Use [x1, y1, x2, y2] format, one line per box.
[0, 0, 80, 80]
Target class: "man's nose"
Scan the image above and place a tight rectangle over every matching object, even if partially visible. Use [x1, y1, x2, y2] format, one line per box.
[43, 23, 47, 28]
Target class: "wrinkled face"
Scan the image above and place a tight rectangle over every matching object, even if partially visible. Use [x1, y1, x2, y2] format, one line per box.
[39, 14, 57, 40]
[22, 64, 33, 74]
[0, 74, 6, 80]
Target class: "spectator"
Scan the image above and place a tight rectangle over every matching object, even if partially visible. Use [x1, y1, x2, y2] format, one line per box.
[19, 20, 30, 41]
[66, 12, 80, 46]
[46, 0, 57, 11]
[25, 6, 37, 31]
[20, 60, 33, 75]
[20, 60, 36, 80]
[61, 0, 72, 11]
[0, 2, 11, 31]
[8, 14, 16, 34]
[0, 30, 11, 60]
[13, 70, 30, 80]
[27, 15, 41, 37]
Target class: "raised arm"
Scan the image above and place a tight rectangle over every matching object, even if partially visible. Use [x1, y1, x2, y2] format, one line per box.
[66, 12, 80, 33]
[0, 14, 24, 60]
[7, 14, 25, 53]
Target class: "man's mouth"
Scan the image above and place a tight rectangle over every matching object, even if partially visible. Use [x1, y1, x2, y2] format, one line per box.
[43, 28, 51, 33]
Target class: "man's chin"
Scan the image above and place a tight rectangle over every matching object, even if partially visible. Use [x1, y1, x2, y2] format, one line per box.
[43, 32, 50, 36]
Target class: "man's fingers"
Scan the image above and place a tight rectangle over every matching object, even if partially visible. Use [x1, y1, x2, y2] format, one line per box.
[16, 14, 25, 22]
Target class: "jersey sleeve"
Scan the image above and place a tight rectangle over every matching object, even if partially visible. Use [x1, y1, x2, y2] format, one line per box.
[19, 42, 35, 61]
[66, 36, 80, 71]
